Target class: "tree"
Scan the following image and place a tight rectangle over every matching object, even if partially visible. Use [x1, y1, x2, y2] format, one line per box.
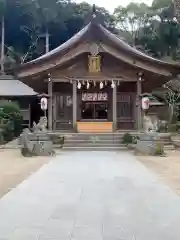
[0, 0, 6, 73]
[174, 0, 180, 22]
[114, 2, 152, 46]
[153, 79, 180, 124]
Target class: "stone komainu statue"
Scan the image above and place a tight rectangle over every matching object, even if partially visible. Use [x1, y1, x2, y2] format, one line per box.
[20, 117, 55, 157]
[175, 0, 180, 22]
[32, 116, 48, 132]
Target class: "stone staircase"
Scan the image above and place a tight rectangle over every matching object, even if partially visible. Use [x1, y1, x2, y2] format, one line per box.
[58, 133, 128, 151]
[56, 132, 176, 151]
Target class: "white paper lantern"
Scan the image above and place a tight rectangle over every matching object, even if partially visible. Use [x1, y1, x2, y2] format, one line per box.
[40, 97, 48, 111]
[142, 97, 150, 110]
[111, 80, 115, 88]
[77, 81, 81, 89]
[100, 82, 103, 89]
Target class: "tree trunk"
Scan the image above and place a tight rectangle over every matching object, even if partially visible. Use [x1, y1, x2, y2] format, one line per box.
[45, 29, 49, 53]
[175, 0, 180, 23]
[1, 15, 5, 74]
[168, 104, 174, 124]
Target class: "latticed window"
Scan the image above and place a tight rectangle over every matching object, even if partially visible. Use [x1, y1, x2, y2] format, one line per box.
[88, 55, 101, 73]
[117, 93, 132, 118]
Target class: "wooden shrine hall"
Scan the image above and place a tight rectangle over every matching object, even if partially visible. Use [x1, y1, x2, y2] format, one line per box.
[15, 8, 180, 133]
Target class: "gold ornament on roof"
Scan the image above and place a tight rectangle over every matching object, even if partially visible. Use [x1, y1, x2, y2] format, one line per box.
[88, 55, 101, 73]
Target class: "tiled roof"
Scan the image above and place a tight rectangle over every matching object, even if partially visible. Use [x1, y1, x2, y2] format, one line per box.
[0, 75, 37, 96]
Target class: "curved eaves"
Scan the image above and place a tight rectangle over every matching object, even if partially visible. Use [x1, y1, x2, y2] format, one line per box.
[98, 24, 180, 68]
[19, 23, 91, 69]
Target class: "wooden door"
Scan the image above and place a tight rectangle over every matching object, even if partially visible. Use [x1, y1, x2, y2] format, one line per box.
[116, 92, 136, 129]
[53, 94, 73, 130]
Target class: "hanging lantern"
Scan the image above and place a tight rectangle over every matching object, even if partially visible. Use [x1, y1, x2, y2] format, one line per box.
[77, 81, 81, 89]
[40, 97, 48, 111]
[142, 97, 150, 110]
[87, 81, 90, 89]
[94, 81, 96, 87]
[105, 80, 107, 86]
[111, 80, 115, 88]
[100, 82, 104, 89]
[117, 80, 120, 86]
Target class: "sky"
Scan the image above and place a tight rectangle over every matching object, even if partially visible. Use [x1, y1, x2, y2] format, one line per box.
[74, 0, 153, 13]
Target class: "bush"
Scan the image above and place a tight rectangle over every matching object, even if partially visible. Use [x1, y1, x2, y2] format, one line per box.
[0, 101, 23, 142]
[122, 133, 140, 145]
[133, 135, 140, 144]
[52, 135, 65, 147]
[0, 129, 3, 144]
[122, 133, 133, 144]
[155, 143, 164, 156]
[168, 123, 180, 133]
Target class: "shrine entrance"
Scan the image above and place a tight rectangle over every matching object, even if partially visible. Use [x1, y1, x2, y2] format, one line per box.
[77, 91, 112, 132]
[81, 102, 108, 120]
[80, 92, 108, 121]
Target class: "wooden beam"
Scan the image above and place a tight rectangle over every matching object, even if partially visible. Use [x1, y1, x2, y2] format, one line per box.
[112, 82, 117, 132]
[46, 77, 137, 83]
[72, 80, 77, 131]
[137, 78, 142, 130]
[48, 79, 53, 130]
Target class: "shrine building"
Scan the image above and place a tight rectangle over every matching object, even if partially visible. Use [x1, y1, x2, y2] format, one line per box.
[15, 10, 180, 132]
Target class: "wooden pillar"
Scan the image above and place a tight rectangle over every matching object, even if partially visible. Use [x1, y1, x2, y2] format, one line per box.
[112, 82, 117, 132]
[73, 80, 77, 131]
[137, 76, 142, 130]
[48, 79, 53, 130]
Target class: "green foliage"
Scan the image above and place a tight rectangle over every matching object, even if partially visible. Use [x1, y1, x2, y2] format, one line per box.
[168, 122, 180, 132]
[0, 0, 179, 65]
[168, 124, 177, 132]
[1, 0, 116, 65]
[155, 142, 164, 156]
[0, 101, 23, 142]
[133, 135, 140, 144]
[122, 133, 140, 144]
[122, 133, 133, 144]
[52, 135, 65, 147]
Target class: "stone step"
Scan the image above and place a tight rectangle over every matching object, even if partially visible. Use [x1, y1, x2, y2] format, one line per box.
[64, 135, 123, 140]
[164, 145, 175, 150]
[61, 146, 127, 151]
[63, 143, 125, 148]
[65, 139, 122, 144]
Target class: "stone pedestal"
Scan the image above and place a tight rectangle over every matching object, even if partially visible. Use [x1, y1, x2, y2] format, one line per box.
[20, 117, 54, 157]
[136, 132, 164, 155]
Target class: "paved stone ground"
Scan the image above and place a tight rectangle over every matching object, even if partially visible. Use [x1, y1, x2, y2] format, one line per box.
[0, 151, 180, 240]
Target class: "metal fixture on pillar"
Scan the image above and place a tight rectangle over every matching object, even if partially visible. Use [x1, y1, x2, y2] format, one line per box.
[117, 80, 120, 86]
[94, 81, 96, 87]
[87, 81, 90, 89]
[138, 72, 143, 81]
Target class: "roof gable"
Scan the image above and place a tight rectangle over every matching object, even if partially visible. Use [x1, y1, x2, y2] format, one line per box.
[17, 17, 180, 77]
